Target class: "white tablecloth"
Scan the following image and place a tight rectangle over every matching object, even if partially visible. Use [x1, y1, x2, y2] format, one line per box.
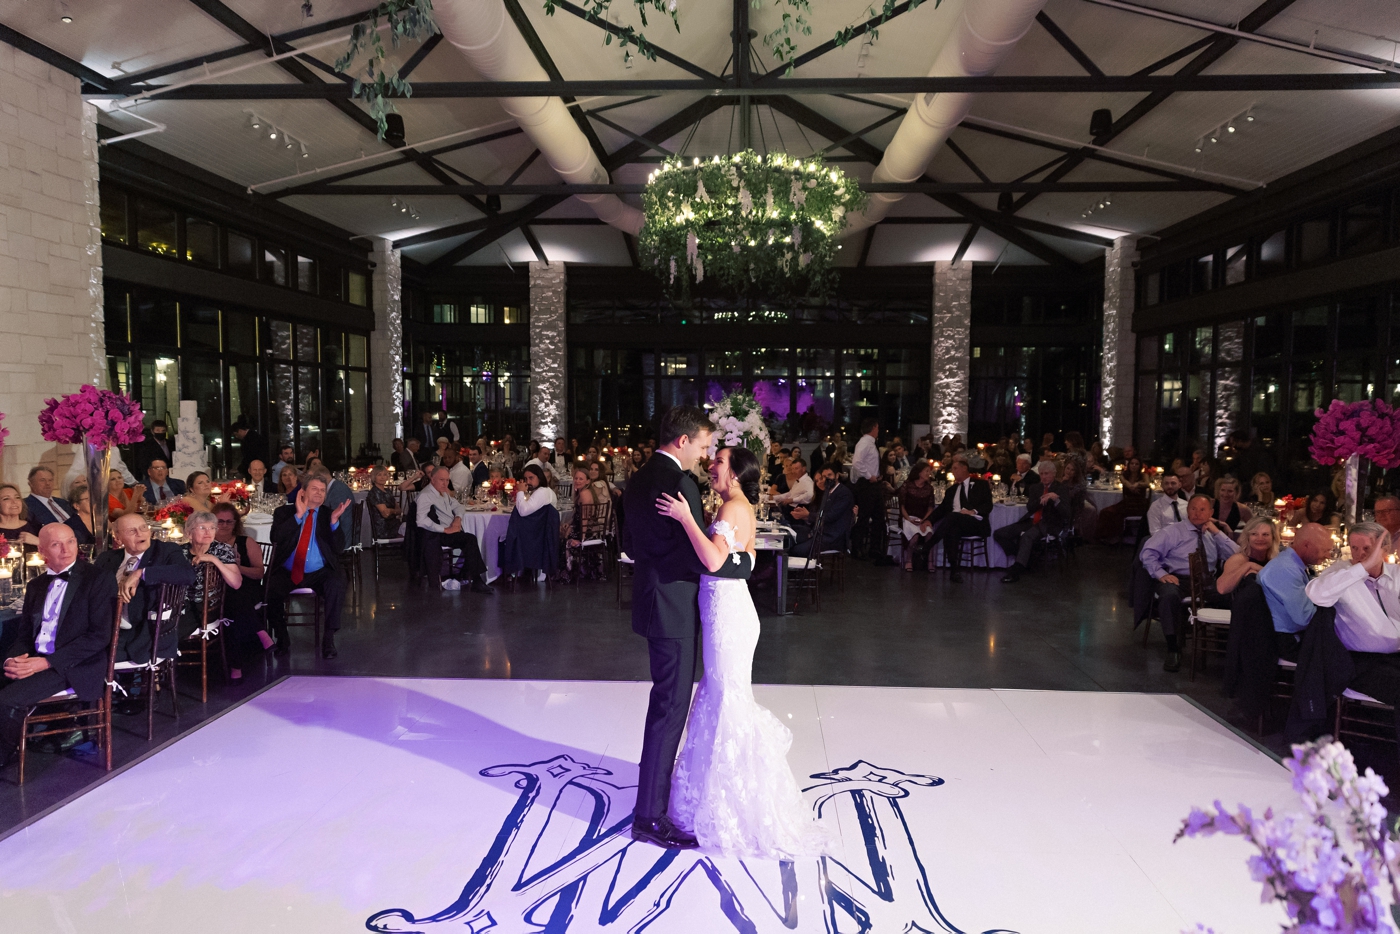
[1086, 488, 1123, 511]
[458, 511, 513, 581]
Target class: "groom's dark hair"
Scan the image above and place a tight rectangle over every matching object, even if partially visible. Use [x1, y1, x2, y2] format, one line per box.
[658, 405, 713, 446]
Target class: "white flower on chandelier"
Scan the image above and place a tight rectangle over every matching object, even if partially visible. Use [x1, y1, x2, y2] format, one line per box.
[705, 390, 772, 460]
[696, 179, 710, 203]
[739, 185, 752, 215]
[790, 177, 806, 206]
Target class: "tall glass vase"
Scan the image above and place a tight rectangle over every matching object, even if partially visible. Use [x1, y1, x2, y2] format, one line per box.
[84, 438, 111, 555]
[1343, 453, 1364, 526]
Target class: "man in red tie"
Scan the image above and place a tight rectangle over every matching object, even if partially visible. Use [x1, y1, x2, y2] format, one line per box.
[266, 475, 350, 659]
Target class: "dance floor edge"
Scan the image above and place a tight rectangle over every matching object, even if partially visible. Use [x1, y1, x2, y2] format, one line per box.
[0, 676, 1292, 934]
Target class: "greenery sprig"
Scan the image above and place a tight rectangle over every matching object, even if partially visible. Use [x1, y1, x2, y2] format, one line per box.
[638, 150, 866, 300]
[540, 0, 681, 66]
[334, 0, 440, 139]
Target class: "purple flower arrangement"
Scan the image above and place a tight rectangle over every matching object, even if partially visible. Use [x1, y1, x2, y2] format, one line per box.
[37, 385, 146, 448]
[1309, 399, 1400, 470]
[1178, 739, 1400, 932]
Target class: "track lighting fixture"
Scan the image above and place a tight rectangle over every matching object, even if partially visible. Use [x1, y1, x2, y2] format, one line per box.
[1194, 140, 1203, 153]
[1226, 121, 1236, 133]
[269, 128, 278, 140]
[300, 142, 309, 159]
[248, 113, 261, 130]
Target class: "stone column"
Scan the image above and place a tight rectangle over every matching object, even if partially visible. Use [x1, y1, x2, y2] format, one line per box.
[1100, 235, 1138, 449]
[369, 237, 403, 452]
[0, 49, 106, 481]
[931, 260, 972, 441]
[529, 261, 567, 440]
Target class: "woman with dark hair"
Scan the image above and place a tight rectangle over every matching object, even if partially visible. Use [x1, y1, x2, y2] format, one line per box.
[1301, 489, 1340, 527]
[212, 502, 271, 682]
[898, 461, 935, 572]
[502, 464, 560, 582]
[1095, 456, 1150, 543]
[654, 443, 823, 858]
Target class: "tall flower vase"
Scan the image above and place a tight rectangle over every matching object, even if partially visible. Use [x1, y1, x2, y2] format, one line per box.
[84, 439, 111, 555]
[1343, 453, 1364, 526]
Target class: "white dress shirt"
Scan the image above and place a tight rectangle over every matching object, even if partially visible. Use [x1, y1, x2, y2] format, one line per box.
[41, 496, 69, 522]
[36, 562, 76, 654]
[1306, 560, 1400, 654]
[851, 435, 879, 482]
[775, 473, 814, 505]
[416, 485, 469, 533]
[949, 479, 986, 522]
[1146, 492, 1186, 535]
[514, 487, 558, 516]
[448, 460, 474, 495]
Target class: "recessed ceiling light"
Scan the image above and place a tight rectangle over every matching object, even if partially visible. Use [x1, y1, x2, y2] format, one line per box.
[61, 14, 72, 23]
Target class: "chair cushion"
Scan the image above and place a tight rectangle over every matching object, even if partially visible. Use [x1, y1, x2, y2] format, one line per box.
[788, 557, 819, 569]
[47, 688, 76, 699]
[1194, 608, 1231, 624]
[114, 659, 168, 670]
[290, 588, 317, 594]
[1343, 688, 1388, 706]
[580, 539, 607, 548]
[618, 553, 634, 564]
[373, 537, 404, 546]
[1277, 659, 1298, 670]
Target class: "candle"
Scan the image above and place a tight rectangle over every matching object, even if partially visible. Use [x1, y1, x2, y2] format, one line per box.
[26, 553, 44, 566]
[0, 567, 11, 580]
[946, 473, 955, 483]
[1274, 498, 1287, 508]
[992, 474, 1001, 482]
[170, 526, 183, 539]
[212, 486, 222, 495]
[162, 518, 174, 528]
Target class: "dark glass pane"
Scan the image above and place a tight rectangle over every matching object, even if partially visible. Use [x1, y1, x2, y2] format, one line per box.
[183, 356, 225, 476]
[227, 232, 255, 278]
[135, 199, 177, 257]
[1191, 326, 1213, 365]
[1137, 334, 1158, 370]
[1252, 313, 1286, 358]
[323, 369, 346, 469]
[1192, 254, 1214, 293]
[182, 304, 220, 351]
[263, 246, 288, 286]
[107, 354, 133, 397]
[133, 295, 178, 346]
[99, 184, 127, 244]
[295, 324, 318, 362]
[1338, 298, 1378, 351]
[103, 289, 129, 345]
[347, 271, 367, 306]
[228, 360, 260, 436]
[321, 266, 343, 302]
[349, 370, 368, 461]
[347, 334, 367, 368]
[270, 363, 295, 456]
[1143, 272, 1160, 306]
[751, 347, 788, 377]
[185, 218, 218, 266]
[1292, 306, 1329, 352]
[322, 328, 344, 366]
[1342, 199, 1387, 255]
[224, 309, 257, 356]
[1163, 261, 1190, 302]
[432, 303, 459, 324]
[138, 353, 181, 429]
[1297, 217, 1332, 264]
[269, 321, 292, 360]
[1250, 364, 1283, 445]
[1256, 230, 1287, 276]
[1224, 244, 1246, 285]
[1335, 357, 1373, 403]
[297, 366, 321, 454]
[296, 255, 316, 292]
[1160, 332, 1180, 370]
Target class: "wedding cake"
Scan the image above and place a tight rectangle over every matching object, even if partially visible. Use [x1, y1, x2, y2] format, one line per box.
[171, 400, 209, 476]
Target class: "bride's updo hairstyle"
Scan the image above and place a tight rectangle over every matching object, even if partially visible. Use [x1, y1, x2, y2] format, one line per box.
[722, 446, 763, 504]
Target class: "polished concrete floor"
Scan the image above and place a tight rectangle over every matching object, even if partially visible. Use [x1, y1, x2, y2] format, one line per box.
[1, 543, 1389, 833]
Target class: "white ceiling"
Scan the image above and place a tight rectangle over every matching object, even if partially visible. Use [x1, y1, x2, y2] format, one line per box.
[8, 0, 1400, 267]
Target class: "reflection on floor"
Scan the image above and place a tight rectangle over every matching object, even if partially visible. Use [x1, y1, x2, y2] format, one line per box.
[0, 676, 1291, 933]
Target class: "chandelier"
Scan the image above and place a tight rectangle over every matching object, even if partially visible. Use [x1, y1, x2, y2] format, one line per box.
[638, 150, 867, 299]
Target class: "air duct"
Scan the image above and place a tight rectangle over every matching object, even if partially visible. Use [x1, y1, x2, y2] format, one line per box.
[845, 0, 1049, 233]
[432, 0, 644, 234]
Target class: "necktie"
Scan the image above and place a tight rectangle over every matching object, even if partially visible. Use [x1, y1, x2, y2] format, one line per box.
[1195, 527, 1210, 574]
[1171, 501, 1181, 521]
[290, 508, 315, 584]
[46, 498, 68, 521]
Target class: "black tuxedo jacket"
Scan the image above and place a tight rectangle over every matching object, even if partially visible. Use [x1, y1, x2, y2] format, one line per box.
[7, 561, 118, 701]
[471, 461, 490, 487]
[621, 453, 706, 640]
[270, 503, 343, 575]
[237, 429, 268, 474]
[1017, 479, 1074, 535]
[931, 476, 993, 523]
[93, 541, 197, 662]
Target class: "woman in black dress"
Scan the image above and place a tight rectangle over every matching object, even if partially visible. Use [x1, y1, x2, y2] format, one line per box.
[212, 502, 271, 682]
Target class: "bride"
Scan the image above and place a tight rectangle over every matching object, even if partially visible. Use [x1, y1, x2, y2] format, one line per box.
[656, 445, 826, 860]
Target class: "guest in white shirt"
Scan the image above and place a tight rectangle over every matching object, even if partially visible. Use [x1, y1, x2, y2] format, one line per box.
[523, 444, 556, 485]
[440, 447, 474, 495]
[771, 459, 814, 507]
[1305, 521, 1400, 744]
[1145, 472, 1187, 534]
[415, 466, 492, 593]
[514, 465, 559, 515]
[850, 417, 884, 559]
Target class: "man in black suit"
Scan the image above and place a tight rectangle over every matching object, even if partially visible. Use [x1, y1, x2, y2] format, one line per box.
[24, 466, 73, 527]
[925, 452, 994, 582]
[265, 475, 350, 659]
[141, 458, 186, 505]
[620, 405, 713, 850]
[233, 418, 267, 477]
[789, 466, 856, 558]
[0, 523, 118, 768]
[468, 445, 491, 488]
[97, 513, 198, 670]
[996, 460, 1074, 582]
[246, 459, 277, 494]
[133, 420, 173, 479]
[418, 411, 442, 451]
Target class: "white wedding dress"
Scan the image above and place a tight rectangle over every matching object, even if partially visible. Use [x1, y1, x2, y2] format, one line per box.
[668, 520, 828, 860]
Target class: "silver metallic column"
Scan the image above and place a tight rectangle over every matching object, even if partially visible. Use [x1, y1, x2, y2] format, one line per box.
[1100, 236, 1138, 449]
[529, 261, 567, 440]
[370, 237, 404, 451]
[931, 260, 972, 440]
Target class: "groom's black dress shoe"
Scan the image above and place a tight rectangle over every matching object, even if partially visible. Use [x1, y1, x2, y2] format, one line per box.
[631, 816, 699, 850]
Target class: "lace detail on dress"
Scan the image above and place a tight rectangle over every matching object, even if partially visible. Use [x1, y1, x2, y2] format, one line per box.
[669, 518, 828, 860]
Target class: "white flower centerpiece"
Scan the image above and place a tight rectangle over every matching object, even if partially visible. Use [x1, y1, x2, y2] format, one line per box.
[706, 390, 772, 464]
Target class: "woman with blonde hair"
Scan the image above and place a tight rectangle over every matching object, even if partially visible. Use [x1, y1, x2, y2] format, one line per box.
[1216, 516, 1280, 595]
[1211, 476, 1253, 534]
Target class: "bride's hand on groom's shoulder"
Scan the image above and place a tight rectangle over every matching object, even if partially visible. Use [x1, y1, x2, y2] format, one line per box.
[656, 493, 692, 524]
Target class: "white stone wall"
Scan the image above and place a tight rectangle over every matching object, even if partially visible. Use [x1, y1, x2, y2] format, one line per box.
[370, 237, 403, 451]
[529, 261, 567, 440]
[0, 47, 104, 482]
[931, 260, 972, 441]
[1100, 236, 1138, 449]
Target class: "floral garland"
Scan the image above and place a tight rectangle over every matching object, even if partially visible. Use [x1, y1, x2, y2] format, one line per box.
[1309, 398, 1400, 469]
[38, 385, 145, 448]
[334, 0, 439, 139]
[706, 390, 772, 462]
[639, 150, 866, 299]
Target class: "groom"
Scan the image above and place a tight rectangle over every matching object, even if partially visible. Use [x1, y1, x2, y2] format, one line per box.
[623, 405, 714, 849]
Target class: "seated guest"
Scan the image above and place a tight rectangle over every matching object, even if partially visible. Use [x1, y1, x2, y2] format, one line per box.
[1216, 516, 1279, 595]
[1305, 522, 1400, 738]
[433, 438, 451, 466]
[389, 438, 415, 475]
[277, 464, 300, 500]
[246, 459, 276, 494]
[1297, 489, 1340, 529]
[25, 467, 73, 527]
[1211, 476, 1253, 534]
[265, 475, 350, 659]
[502, 465, 560, 582]
[179, 511, 243, 662]
[1138, 493, 1240, 672]
[1173, 464, 1197, 499]
[1257, 523, 1332, 662]
[0, 483, 40, 546]
[271, 445, 296, 486]
[997, 460, 1073, 584]
[513, 465, 557, 515]
[523, 443, 555, 485]
[878, 450, 900, 497]
[772, 459, 814, 509]
[1061, 456, 1095, 540]
[416, 466, 493, 594]
[106, 469, 141, 522]
[0, 523, 118, 770]
[1249, 471, 1275, 508]
[212, 503, 272, 683]
[1146, 471, 1187, 534]
[1374, 495, 1400, 546]
[367, 468, 404, 541]
[789, 466, 856, 558]
[1095, 456, 1150, 543]
[304, 455, 325, 476]
[64, 485, 96, 547]
[98, 512, 198, 672]
[308, 466, 357, 551]
[467, 445, 490, 488]
[1008, 454, 1034, 496]
[182, 471, 226, 514]
[141, 458, 185, 505]
[897, 461, 936, 572]
[441, 447, 473, 494]
[925, 453, 992, 582]
[587, 460, 617, 503]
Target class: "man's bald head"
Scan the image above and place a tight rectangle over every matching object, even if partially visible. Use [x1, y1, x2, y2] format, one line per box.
[38, 521, 77, 570]
[1292, 522, 1333, 566]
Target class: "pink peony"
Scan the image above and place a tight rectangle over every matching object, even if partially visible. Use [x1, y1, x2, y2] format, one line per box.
[1309, 398, 1400, 469]
[38, 385, 147, 447]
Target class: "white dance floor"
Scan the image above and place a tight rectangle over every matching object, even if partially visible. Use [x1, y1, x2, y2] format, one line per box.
[0, 677, 1294, 933]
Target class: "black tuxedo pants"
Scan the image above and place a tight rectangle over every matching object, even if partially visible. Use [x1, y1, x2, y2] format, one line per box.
[265, 565, 346, 640]
[851, 479, 885, 558]
[929, 513, 988, 569]
[0, 668, 69, 749]
[635, 634, 698, 821]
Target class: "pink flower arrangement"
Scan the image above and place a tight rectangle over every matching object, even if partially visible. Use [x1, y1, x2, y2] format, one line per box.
[38, 384, 146, 448]
[1309, 398, 1400, 470]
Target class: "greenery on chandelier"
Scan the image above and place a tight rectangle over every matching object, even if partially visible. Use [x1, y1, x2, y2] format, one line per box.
[637, 150, 866, 299]
[334, 0, 439, 140]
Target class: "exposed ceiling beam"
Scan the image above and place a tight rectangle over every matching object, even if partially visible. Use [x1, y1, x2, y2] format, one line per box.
[268, 127, 525, 197]
[1131, 35, 1214, 76]
[952, 224, 980, 263]
[545, 0, 722, 81]
[764, 1, 925, 77]
[501, 0, 609, 165]
[1035, 12, 1103, 76]
[99, 72, 1400, 99]
[397, 33, 443, 81]
[0, 24, 111, 90]
[521, 224, 547, 261]
[856, 227, 876, 267]
[943, 138, 993, 184]
[426, 196, 569, 269]
[296, 180, 1231, 195]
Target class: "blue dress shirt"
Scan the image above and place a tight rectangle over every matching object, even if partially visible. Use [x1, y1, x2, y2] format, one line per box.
[1257, 547, 1315, 634]
[282, 506, 339, 575]
[1139, 520, 1238, 580]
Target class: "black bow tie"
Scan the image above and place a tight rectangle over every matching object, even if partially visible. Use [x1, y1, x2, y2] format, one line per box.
[48, 571, 71, 582]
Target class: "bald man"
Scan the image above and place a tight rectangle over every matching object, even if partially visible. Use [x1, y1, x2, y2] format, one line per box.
[0, 524, 117, 768]
[1257, 522, 1334, 663]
